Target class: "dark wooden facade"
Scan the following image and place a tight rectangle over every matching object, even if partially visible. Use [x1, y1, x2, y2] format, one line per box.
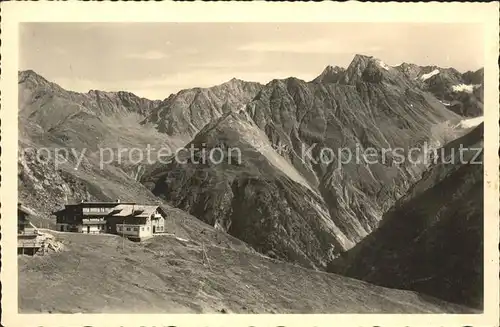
[54, 201, 135, 234]
[18, 203, 41, 255]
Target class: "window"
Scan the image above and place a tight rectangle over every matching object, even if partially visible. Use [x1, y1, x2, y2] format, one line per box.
[126, 227, 131, 231]
[118, 226, 122, 231]
[141, 227, 144, 231]
[133, 227, 138, 232]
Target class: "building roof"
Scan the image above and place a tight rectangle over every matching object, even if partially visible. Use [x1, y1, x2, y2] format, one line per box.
[66, 201, 136, 207]
[109, 204, 163, 218]
[18, 203, 36, 216]
[51, 202, 167, 220]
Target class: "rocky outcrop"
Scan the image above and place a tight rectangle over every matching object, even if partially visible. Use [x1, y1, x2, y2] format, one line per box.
[142, 78, 263, 138]
[312, 65, 345, 84]
[145, 112, 351, 269]
[462, 68, 484, 85]
[329, 124, 484, 309]
[19, 70, 161, 130]
[395, 64, 484, 117]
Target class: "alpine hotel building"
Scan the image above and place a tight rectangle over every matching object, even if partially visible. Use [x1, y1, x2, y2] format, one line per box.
[53, 200, 167, 240]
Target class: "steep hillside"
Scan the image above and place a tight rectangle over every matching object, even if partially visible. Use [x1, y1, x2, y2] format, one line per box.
[329, 124, 484, 309]
[18, 143, 164, 228]
[18, 70, 187, 173]
[144, 54, 473, 270]
[18, 71, 168, 222]
[19, 230, 474, 314]
[144, 111, 349, 269]
[19, 70, 162, 130]
[18, 70, 263, 189]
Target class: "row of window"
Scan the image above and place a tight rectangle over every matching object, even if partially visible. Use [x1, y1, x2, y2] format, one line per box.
[82, 207, 108, 213]
[117, 225, 148, 232]
[114, 225, 165, 232]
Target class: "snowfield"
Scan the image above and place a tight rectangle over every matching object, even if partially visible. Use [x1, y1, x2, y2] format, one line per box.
[456, 116, 484, 129]
[376, 60, 391, 71]
[420, 69, 440, 81]
[452, 84, 480, 93]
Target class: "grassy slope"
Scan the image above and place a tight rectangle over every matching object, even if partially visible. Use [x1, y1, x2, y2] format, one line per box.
[19, 214, 474, 314]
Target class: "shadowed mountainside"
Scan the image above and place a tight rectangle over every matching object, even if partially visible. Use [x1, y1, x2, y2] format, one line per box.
[145, 111, 350, 269]
[328, 124, 484, 309]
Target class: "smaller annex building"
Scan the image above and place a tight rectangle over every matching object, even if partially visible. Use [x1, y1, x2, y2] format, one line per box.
[108, 204, 166, 240]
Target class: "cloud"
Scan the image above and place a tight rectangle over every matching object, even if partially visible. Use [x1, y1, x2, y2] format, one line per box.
[185, 57, 263, 69]
[237, 38, 386, 57]
[125, 50, 168, 60]
[237, 38, 343, 54]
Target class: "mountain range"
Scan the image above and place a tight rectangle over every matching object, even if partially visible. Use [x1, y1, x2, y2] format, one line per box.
[18, 54, 484, 311]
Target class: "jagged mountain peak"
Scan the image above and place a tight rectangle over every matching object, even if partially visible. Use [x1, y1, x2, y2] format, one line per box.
[224, 77, 245, 84]
[142, 77, 263, 137]
[86, 89, 159, 103]
[266, 76, 308, 89]
[19, 69, 46, 80]
[19, 69, 62, 91]
[351, 53, 376, 63]
[349, 54, 391, 69]
[312, 65, 346, 84]
[19, 69, 42, 79]
[340, 54, 396, 85]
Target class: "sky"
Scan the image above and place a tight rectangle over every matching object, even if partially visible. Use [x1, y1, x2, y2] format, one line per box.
[20, 23, 484, 100]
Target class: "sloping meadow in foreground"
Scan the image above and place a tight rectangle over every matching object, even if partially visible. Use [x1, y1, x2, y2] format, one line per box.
[19, 230, 474, 314]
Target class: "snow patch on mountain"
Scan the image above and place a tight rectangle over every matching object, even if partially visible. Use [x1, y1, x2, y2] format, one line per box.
[452, 84, 480, 93]
[420, 69, 440, 81]
[456, 116, 484, 129]
[376, 60, 391, 71]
